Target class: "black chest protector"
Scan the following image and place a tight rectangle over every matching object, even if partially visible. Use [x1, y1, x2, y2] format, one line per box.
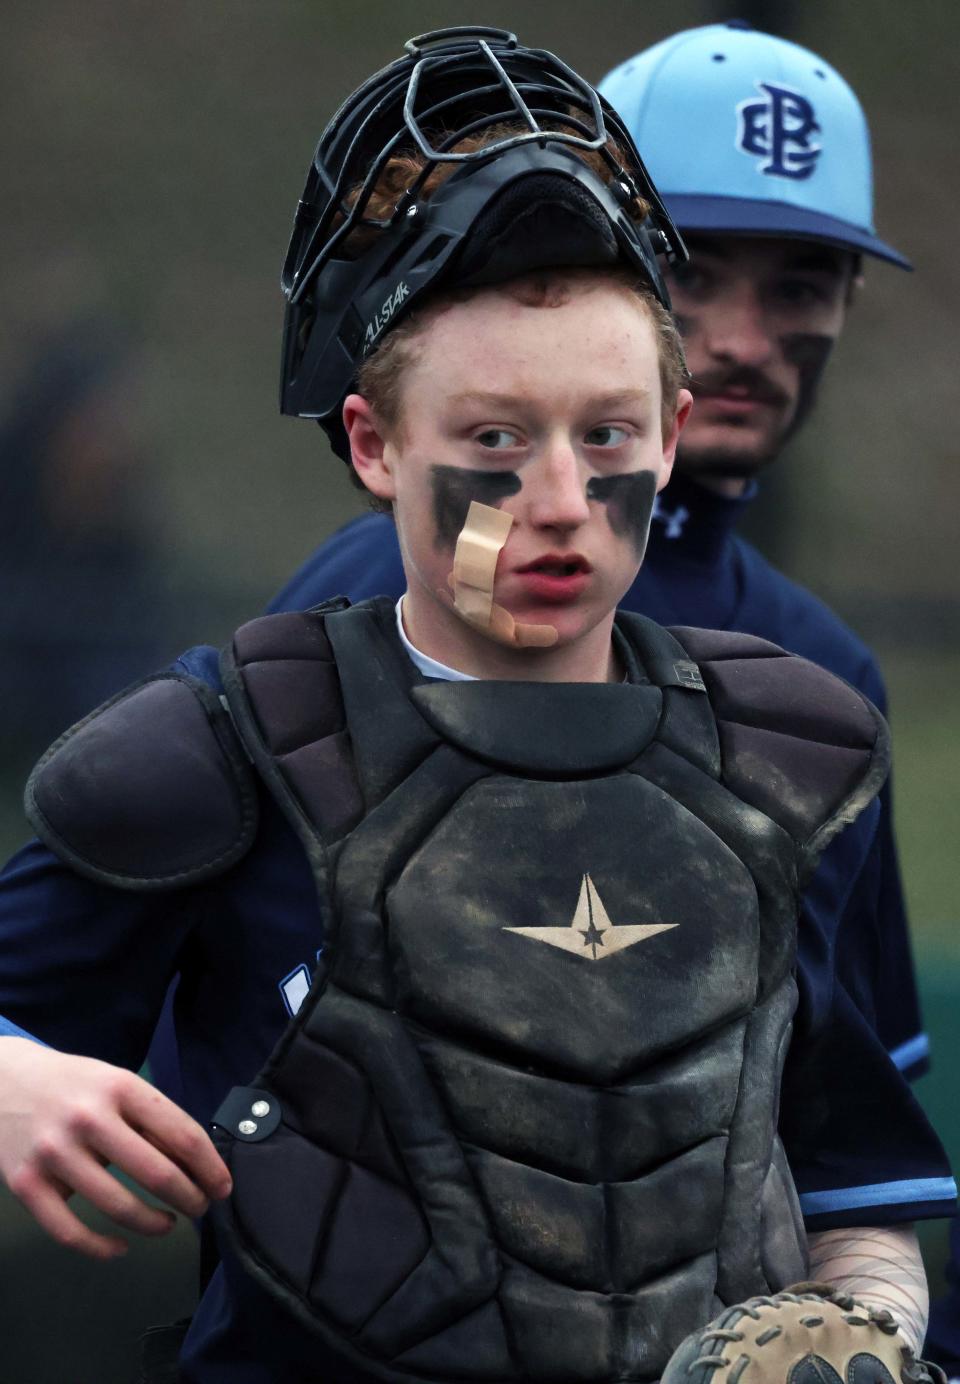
[25, 597, 889, 1384]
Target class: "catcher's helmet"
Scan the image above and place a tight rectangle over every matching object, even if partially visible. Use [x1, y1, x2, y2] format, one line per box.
[279, 26, 686, 459]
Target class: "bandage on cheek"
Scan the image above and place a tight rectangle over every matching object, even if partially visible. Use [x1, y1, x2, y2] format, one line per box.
[448, 500, 558, 649]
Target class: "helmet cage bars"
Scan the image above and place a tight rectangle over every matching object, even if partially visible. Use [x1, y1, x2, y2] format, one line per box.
[279, 27, 687, 453]
[282, 28, 682, 303]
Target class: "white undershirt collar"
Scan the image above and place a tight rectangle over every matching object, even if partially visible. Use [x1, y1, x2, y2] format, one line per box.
[394, 597, 628, 684]
[395, 597, 477, 682]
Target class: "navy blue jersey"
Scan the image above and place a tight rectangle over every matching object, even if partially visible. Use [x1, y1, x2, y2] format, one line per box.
[270, 474, 929, 1080]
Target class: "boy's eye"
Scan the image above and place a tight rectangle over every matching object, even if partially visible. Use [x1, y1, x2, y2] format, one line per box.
[585, 425, 630, 448]
[475, 428, 520, 450]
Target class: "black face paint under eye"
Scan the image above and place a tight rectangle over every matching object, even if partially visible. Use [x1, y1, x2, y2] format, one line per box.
[780, 332, 836, 438]
[586, 470, 659, 557]
[430, 464, 522, 550]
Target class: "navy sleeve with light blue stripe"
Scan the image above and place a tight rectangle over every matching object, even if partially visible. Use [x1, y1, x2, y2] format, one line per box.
[889, 1031, 931, 1076]
[780, 974, 955, 1230]
[800, 1177, 957, 1219]
[0, 1015, 44, 1043]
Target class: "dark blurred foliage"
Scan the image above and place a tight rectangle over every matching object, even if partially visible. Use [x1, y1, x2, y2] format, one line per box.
[0, 318, 182, 770]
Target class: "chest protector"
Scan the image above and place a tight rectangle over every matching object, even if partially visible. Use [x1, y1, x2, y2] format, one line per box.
[24, 596, 888, 1383]
[200, 598, 888, 1384]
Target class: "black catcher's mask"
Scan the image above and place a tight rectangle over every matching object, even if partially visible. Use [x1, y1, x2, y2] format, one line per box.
[279, 26, 687, 461]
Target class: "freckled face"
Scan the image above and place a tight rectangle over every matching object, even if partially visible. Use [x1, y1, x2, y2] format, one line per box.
[378, 280, 688, 664]
[666, 236, 853, 481]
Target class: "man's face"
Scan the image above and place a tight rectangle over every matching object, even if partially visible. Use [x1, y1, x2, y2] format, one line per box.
[347, 277, 690, 673]
[665, 235, 855, 490]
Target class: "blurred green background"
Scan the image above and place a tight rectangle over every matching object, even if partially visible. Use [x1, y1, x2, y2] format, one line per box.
[0, 0, 956, 1379]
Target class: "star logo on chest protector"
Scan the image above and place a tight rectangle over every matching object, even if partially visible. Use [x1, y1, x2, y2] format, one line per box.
[503, 873, 677, 960]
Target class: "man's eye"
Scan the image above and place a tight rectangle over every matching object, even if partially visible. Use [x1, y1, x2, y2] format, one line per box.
[669, 263, 711, 295]
[775, 279, 826, 306]
[585, 425, 630, 448]
[475, 428, 519, 450]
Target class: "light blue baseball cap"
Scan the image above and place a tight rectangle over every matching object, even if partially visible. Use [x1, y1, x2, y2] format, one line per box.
[600, 20, 910, 268]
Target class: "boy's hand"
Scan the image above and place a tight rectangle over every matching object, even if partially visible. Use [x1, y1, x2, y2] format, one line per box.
[0, 1036, 232, 1259]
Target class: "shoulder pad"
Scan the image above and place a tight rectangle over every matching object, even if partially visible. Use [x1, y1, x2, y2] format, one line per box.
[223, 606, 363, 843]
[25, 673, 259, 891]
[668, 626, 890, 858]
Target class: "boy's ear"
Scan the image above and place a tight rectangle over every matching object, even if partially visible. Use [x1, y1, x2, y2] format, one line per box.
[343, 394, 397, 502]
[657, 387, 694, 491]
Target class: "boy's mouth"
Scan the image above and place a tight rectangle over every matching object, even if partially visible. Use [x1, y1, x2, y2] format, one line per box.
[514, 554, 592, 603]
[516, 554, 592, 577]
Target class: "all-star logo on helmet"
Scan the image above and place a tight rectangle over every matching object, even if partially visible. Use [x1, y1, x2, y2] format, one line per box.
[278, 26, 687, 461]
[364, 280, 411, 350]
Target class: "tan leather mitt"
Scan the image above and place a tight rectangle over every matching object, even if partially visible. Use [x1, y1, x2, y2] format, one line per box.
[659, 1284, 947, 1383]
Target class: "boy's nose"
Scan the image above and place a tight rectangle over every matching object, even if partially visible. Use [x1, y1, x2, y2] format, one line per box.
[526, 438, 591, 531]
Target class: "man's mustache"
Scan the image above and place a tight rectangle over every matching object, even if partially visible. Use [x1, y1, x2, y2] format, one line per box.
[690, 367, 791, 411]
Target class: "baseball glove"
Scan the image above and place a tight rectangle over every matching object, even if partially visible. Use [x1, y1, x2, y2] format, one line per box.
[660, 1283, 947, 1384]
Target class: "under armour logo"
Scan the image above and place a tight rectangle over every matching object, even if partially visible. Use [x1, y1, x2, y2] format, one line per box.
[503, 873, 677, 961]
[737, 82, 821, 181]
[652, 496, 689, 539]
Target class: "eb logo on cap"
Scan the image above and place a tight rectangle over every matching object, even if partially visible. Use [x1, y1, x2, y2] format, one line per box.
[737, 82, 822, 181]
[598, 22, 911, 266]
